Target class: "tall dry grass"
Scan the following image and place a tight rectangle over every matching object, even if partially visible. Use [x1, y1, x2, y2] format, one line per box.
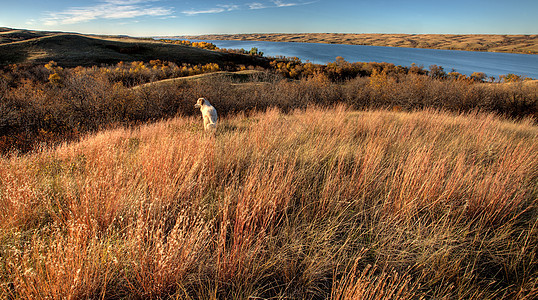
[1, 107, 537, 299]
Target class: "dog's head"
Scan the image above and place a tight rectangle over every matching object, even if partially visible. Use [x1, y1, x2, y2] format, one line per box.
[195, 98, 206, 108]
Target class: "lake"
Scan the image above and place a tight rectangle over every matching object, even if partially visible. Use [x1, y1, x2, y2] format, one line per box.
[191, 39, 538, 79]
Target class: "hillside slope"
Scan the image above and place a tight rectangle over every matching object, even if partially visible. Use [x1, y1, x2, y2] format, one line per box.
[0, 29, 267, 67]
[132, 69, 267, 90]
[0, 28, 57, 44]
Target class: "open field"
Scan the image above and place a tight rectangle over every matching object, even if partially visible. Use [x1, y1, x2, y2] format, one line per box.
[173, 33, 538, 54]
[1, 27, 537, 299]
[1, 107, 537, 298]
[0, 28, 266, 67]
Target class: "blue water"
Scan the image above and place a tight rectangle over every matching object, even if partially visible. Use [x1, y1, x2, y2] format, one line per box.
[191, 39, 538, 79]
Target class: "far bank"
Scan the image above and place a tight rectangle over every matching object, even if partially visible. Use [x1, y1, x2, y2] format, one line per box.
[168, 33, 538, 55]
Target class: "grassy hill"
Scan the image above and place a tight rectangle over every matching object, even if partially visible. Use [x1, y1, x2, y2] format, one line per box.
[0, 28, 267, 67]
[0, 28, 57, 43]
[132, 69, 268, 90]
[1, 107, 537, 298]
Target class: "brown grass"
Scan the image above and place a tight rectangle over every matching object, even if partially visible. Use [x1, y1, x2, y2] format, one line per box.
[1, 107, 537, 299]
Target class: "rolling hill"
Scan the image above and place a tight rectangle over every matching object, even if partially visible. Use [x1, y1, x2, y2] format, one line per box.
[0, 28, 267, 67]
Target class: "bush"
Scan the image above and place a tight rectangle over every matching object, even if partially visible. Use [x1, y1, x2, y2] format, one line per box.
[1, 60, 536, 153]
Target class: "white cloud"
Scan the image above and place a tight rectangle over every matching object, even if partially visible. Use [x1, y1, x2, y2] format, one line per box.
[182, 4, 240, 16]
[221, 4, 241, 11]
[248, 3, 267, 10]
[183, 1, 316, 16]
[273, 1, 297, 7]
[43, 0, 173, 25]
[181, 8, 226, 16]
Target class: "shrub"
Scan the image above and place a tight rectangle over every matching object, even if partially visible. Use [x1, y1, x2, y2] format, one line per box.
[1, 60, 536, 154]
[471, 72, 487, 82]
[500, 74, 516, 82]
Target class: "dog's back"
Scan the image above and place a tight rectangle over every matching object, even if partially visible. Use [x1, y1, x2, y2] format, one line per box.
[196, 98, 218, 131]
[203, 104, 218, 130]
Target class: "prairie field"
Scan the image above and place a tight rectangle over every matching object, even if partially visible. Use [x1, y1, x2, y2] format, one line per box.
[1, 107, 537, 299]
[1, 37, 537, 298]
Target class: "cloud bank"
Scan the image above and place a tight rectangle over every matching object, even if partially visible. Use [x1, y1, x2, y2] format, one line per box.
[43, 0, 173, 25]
[39, 0, 317, 25]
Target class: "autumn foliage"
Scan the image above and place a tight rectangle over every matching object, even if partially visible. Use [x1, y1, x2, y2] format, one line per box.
[1, 58, 536, 153]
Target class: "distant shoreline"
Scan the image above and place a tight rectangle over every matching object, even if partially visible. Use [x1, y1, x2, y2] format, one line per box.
[165, 33, 538, 55]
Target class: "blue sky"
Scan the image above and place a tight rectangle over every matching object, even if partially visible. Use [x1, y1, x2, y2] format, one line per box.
[1, 0, 537, 36]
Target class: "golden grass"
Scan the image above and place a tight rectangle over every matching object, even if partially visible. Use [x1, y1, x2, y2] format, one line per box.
[1, 107, 537, 298]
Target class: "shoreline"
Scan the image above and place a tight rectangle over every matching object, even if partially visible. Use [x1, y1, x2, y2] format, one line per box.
[165, 33, 538, 55]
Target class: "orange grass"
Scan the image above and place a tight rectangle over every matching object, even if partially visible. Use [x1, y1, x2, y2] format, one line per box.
[1, 107, 537, 299]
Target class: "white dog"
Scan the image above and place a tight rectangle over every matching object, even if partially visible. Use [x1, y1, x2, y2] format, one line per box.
[194, 98, 218, 131]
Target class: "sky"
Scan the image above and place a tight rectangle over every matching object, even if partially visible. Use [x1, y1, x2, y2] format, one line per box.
[1, 0, 537, 36]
